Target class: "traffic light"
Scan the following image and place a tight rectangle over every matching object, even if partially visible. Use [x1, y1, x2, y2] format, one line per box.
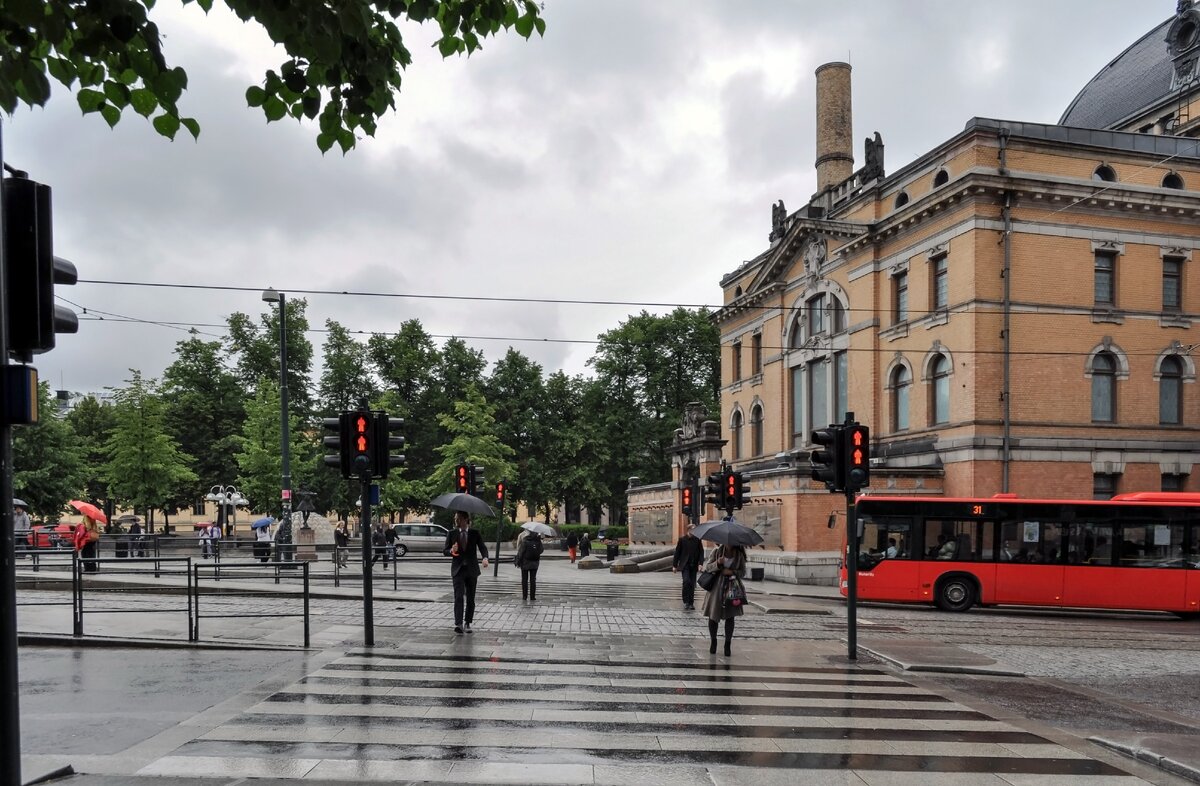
[371, 415, 405, 479]
[729, 471, 751, 509]
[321, 416, 351, 478]
[454, 463, 470, 493]
[843, 423, 870, 492]
[350, 410, 373, 476]
[681, 484, 694, 517]
[495, 480, 507, 505]
[471, 465, 486, 495]
[724, 471, 737, 510]
[704, 470, 726, 510]
[3, 175, 79, 361]
[810, 426, 844, 492]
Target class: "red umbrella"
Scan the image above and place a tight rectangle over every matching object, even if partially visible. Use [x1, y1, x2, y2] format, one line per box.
[69, 500, 107, 524]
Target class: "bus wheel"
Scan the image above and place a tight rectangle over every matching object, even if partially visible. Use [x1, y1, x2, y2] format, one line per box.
[935, 576, 976, 612]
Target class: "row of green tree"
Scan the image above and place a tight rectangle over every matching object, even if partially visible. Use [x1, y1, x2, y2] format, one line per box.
[13, 303, 719, 530]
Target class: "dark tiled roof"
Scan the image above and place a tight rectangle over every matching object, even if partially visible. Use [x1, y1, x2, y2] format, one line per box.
[1059, 17, 1175, 129]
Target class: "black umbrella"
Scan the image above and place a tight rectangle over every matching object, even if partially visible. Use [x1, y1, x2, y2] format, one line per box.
[693, 518, 764, 547]
[430, 492, 496, 517]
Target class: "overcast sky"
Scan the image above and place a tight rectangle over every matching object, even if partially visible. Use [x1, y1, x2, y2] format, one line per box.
[4, 0, 1174, 398]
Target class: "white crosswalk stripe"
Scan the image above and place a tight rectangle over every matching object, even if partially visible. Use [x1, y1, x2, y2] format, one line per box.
[135, 649, 1148, 784]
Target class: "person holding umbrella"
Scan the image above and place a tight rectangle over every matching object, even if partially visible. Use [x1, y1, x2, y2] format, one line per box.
[694, 518, 760, 657]
[443, 511, 489, 633]
[252, 517, 274, 562]
[69, 500, 106, 573]
[516, 522, 552, 601]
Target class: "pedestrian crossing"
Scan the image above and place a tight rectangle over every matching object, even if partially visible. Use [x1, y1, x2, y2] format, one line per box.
[134, 648, 1145, 784]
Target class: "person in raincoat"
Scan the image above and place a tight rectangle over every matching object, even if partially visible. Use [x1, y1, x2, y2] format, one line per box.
[700, 543, 747, 656]
[75, 517, 102, 572]
[514, 531, 543, 601]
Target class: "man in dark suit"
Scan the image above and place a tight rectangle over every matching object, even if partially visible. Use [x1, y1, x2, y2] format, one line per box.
[443, 511, 489, 633]
[672, 523, 705, 610]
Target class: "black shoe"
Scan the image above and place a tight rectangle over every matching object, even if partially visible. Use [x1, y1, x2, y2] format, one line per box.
[454, 626, 463, 634]
[465, 623, 472, 633]
[724, 642, 732, 657]
[709, 639, 717, 654]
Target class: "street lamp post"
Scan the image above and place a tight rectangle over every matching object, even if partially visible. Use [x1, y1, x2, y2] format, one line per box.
[204, 485, 249, 538]
[262, 288, 292, 561]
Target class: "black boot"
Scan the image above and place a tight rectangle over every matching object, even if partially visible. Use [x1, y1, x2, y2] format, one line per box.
[724, 618, 735, 656]
[708, 620, 718, 654]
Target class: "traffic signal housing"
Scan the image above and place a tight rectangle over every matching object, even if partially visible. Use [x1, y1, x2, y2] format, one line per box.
[843, 423, 870, 492]
[729, 471, 751, 510]
[681, 484, 694, 517]
[454, 463, 470, 494]
[810, 426, 844, 492]
[321, 416, 350, 478]
[704, 470, 726, 511]
[371, 416, 405, 479]
[3, 175, 78, 361]
[471, 465, 486, 495]
[496, 480, 507, 505]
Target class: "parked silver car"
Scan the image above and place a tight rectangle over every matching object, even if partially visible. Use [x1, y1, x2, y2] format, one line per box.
[391, 522, 451, 556]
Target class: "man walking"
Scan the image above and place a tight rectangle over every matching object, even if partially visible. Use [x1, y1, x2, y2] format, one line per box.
[672, 523, 705, 610]
[443, 511, 489, 633]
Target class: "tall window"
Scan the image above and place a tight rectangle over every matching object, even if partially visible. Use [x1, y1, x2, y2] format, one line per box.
[1164, 257, 1183, 311]
[930, 355, 951, 425]
[732, 342, 742, 382]
[809, 361, 828, 431]
[931, 256, 948, 311]
[891, 366, 911, 431]
[1093, 473, 1118, 500]
[750, 405, 764, 456]
[808, 294, 826, 336]
[1091, 351, 1117, 422]
[730, 410, 743, 460]
[893, 272, 909, 324]
[1160, 355, 1184, 425]
[834, 352, 848, 424]
[1094, 252, 1116, 306]
[831, 299, 846, 333]
[751, 333, 763, 375]
[791, 367, 805, 447]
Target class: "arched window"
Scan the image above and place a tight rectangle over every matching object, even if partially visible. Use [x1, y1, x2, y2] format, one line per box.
[1163, 172, 1185, 190]
[734, 286, 743, 298]
[1161, 356, 1184, 425]
[930, 355, 951, 425]
[1091, 351, 1117, 422]
[891, 366, 911, 432]
[1093, 164, 1117, 182]
[750, 405, 764, 456]
[894, 191, 910, 209]
[933, 169, 949, 187]
[730, 410, 744, 460]
[831, 298, 846, 333]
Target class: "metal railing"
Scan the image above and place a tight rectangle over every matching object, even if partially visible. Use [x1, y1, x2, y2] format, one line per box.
[71, 556, 194, 638]
[332, 546, 398, 590]
[192, 561, 310, 647]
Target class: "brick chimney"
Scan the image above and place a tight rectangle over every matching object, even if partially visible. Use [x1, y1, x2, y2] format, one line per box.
[814, 62, 854, 192]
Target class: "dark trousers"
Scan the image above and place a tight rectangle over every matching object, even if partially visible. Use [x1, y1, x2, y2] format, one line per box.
[521, 567, 538, 600]
[371, 546, 388, 567]
[680, 565, 697, 606]
[80, 542, 99, 573]
[453, 571, 478, 626]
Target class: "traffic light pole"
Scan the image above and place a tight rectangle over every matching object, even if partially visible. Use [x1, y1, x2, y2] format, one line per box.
[0, 120, 23, 786]
[493, 482, 506, 578]
[359, 472, 374, 646]
[843, 411, 859, 661]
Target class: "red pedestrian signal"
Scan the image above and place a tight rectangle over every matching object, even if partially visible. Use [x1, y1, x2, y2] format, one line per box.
[681, 485, 693, 516]
[351, 411, 373, 474]
[496, 480, 506, 503]
[843, 424, 870, 492]
[455, 464, 470, 494]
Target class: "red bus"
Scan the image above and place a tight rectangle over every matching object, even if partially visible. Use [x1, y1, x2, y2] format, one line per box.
[840, 493, 1200, 617]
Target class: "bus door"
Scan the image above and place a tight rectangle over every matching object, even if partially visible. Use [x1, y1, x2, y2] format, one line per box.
[855, 516, 917, 601]
[1187, 521, 1200, 615]
[1063, 521, 1187, 612]
[994, 519, 1065, 606]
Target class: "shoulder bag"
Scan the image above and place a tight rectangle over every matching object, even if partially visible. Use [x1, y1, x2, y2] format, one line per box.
[697, 570, 718, 592]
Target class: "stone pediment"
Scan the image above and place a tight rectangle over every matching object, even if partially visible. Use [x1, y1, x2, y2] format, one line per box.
[747, 216, 866, 295]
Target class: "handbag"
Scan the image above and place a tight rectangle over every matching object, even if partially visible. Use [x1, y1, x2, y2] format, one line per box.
[724, 577, 747, 608]
[697, 570, 718, 592]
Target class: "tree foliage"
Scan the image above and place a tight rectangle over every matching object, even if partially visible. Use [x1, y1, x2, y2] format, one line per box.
[428, 384, 514, 502]
[12, 382, 88, 520]
[65, 393, 118, 514]
[226, 297, 313, 417]
[1, 0, 545, 150]
[102, 370, 198, 521]
[232, 377, 295, 521]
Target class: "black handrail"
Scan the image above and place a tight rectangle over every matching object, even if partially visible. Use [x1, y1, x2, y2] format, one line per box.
[191, 561, 310, 647]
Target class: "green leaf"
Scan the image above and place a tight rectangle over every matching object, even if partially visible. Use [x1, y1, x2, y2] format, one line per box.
[76, 89, 106, 114]
[514, 12, 534, 37]
[100, 104, 121, 128]
[153, 113, 181, 140]
[117, 68, 138, 86]
[503, 2, 518, 26]
[337, 128, 355, 153]
[245, 85, 267, 107]
[46, 58, 76, 88]
[130, 88, 158, 117]
[79, 64, 106, 88]
[104, 81, 130, 108]
[316, 132, 336, 154]
[196, 0, 213, 10]
[180, 118, 200, 139]
[437, 36, 460, 57]
[263, 96, 287, 122]
[534, 16, 545, 36]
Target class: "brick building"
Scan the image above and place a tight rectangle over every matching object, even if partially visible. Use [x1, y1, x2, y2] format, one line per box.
[628, 3, 1200, 571]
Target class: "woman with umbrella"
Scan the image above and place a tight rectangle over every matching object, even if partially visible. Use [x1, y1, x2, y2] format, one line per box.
[70, 500, 105, 573]
[516, 522, 552, 601]
[695, 519, 760, 656]
[252, 517, 274, 563]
